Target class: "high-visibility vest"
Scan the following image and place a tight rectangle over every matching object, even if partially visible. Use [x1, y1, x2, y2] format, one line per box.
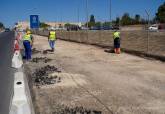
[23, 34, 31, 42]
[49, 31, 56, 40]
[113, 32, 120, 39]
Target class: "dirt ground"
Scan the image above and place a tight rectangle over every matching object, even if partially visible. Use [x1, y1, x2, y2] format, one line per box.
[25, 35, 165, 114]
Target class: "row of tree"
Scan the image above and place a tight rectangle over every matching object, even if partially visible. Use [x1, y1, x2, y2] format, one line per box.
[87, 14, 148, 28]
[0, 22, 4, 29]
[113, 13, 148, 26]
[86, 2, 165, 27]
[156, 2, 165, 23]
[40, 22, 50, 29]
[39, 2, 165, 29]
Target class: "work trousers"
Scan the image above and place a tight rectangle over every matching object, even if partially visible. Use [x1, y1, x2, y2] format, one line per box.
[114, 38, 120, 48]
[49, 40, 55, 49]
[23, 41, 31, 60]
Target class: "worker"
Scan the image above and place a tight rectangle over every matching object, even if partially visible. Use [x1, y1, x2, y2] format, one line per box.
[48, 30, 56, 52]
[27, 30, 34, 47]
[113, 30, 121, 54]
[23, 30, 32, 60]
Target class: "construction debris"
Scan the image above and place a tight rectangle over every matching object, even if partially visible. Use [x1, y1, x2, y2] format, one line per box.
[53, 105, 102, 114]
[43, 49, 53, 54]
[32, 48, 41, 54]
[31, 57, 52, 63]
[32, 65, 61, 86]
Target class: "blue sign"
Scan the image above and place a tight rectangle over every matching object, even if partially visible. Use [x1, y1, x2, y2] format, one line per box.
[30, 15, 39, 29]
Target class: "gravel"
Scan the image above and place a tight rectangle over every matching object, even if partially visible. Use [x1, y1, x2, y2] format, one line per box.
[32, 65, 61, 86]
[53, 105, 102, 114]
[31, 57, 52, 63]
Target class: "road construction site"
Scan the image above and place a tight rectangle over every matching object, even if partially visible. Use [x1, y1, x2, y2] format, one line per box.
[24, 34, 165, 114]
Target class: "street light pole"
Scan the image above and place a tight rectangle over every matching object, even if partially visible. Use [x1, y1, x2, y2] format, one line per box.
[86, 0, 88, 28]
[77, 1, 80, 24]
[109, 0, 112, 25]
[145, 10, 150, 54]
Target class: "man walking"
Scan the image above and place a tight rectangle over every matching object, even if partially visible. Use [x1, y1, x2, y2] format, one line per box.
[48, 30, 56, 52]
[23, 30, 32, 60]
[113, 30, 121, 54]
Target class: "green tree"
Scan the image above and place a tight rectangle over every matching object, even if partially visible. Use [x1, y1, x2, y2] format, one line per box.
[90, 14, 95, 23]
[64, 23, 71, 28]
[141, 18, 147, 24]
[40, 22, 50, 29]
[95, 22, 102, 27]
[102, 22, 111, 27]
[115, 17, 120, 26]
[156, 2, 165, 23]
[135, 14, 140, 24]
[87, 14, 96, 27]
[0, 22, 4, 28]
[121, 13, 132, 25]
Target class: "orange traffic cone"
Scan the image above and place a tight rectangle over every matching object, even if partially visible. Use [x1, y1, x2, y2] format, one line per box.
[14, 40, 20, 51]
[12, 39, 22, 68]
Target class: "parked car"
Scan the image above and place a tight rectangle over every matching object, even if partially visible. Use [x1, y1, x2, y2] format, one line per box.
[48, 26, 56, 31]
[67, 25, 80, 31]
[81, 26, 89, 30]
[90, 26, 101, 30]
[102, 26, 113, 30]
[111, 26, 119, 30]
[149, 25, 158, 31]
[5, 28, 10, 32]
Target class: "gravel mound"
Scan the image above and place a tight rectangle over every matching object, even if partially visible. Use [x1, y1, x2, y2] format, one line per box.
[32, 65, 61, 86]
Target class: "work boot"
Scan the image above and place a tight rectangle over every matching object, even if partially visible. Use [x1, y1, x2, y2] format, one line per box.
[117, 48, 121, 54]
[51, 48, 54, 52]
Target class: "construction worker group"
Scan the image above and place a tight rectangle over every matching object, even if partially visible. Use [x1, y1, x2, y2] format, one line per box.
[20, 29, 120, 61]
[22, 29, 56, 61]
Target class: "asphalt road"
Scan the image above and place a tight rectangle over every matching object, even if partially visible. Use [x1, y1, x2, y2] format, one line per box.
[0, 31, 14, 114]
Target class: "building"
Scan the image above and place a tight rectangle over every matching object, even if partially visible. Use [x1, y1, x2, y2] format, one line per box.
[17, 21, 82, 30]
[17, 21, 30, 30]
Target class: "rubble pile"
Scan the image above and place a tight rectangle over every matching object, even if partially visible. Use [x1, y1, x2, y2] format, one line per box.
[53, 105, 102, 114]
[32, 48, 41, 54]
[43, 49, 53, 54]
[32, 57, 52, 63]
[32, 65, 61, 86]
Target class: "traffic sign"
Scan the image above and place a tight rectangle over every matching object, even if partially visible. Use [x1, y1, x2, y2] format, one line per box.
[30, 15, 39, 29]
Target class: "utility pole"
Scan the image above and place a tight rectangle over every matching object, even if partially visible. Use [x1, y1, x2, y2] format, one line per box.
[109, 0, 112, 27]
[77, 1, 80, 24]
[86, 0, 89, 29]
[145, 10, 150, 54]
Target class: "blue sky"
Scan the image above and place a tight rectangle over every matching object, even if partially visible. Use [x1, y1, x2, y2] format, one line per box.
[0, 0, 164, 27]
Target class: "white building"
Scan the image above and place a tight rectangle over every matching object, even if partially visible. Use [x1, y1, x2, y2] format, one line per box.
[17, 21, 82, 30]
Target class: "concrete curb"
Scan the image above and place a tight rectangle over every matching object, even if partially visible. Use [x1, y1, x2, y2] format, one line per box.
[10, 69, 35, 114]
[10, 31, 35, 114]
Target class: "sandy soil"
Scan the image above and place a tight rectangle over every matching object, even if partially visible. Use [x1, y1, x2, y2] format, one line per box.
[25, 35, 165, 114]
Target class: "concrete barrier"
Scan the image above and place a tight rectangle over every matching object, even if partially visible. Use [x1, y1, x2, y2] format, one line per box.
[33, 30, 165, 61]
[10, 31, 35, 114]
[10, 71, 34, 114]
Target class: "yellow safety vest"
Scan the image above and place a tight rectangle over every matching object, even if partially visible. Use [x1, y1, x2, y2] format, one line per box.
[23, 34, 31, 42]
[113, 32, 120, 39]
[49, 31, 56, 40]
